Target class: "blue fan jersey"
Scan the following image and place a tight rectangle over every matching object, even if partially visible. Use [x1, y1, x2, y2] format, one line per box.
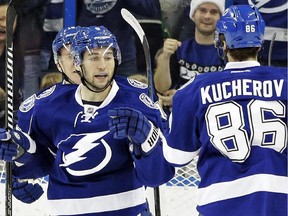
[15, 76, 174, 216]
[173, 38, 224, 89]
[164, 61, 287, 216]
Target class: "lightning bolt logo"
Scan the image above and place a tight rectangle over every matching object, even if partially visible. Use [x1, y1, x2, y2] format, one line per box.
[249, 0, 287, 13]
[60, 131, 112, 176]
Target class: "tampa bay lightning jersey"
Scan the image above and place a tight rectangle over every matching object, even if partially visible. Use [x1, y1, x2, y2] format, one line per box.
[15, 76, 174, 216]
[164, 61, 287, 216]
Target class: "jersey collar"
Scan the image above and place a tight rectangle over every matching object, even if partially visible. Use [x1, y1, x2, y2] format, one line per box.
[224, 61, 260, 70]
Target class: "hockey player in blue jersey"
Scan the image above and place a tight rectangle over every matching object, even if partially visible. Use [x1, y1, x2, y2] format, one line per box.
[164, 5, 287, 216]
[9, 26, 84, 205]
[52, 25, 82, 85]
[0, 25, 174, 215]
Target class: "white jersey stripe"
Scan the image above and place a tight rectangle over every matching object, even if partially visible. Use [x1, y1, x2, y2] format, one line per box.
[48, 186, 146, 215]
[198, 174, 288, 206]
[163, 137, 200, 165]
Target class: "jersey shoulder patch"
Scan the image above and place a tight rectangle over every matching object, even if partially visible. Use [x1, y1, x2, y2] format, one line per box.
[36, 85, 57, 99]
[139, 93, 158, 109]
[127, 78, 148, 89]
[19, 94, 36, 113]
[19, 85, 58, 113]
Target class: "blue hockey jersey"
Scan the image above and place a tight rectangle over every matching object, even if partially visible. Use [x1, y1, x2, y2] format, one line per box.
[15, 76, 174, 216]
[164, 61, 287, 216]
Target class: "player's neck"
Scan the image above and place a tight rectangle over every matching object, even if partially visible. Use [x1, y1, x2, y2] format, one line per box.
[80, 84, 111, 102]
[228, 56, 258, 62]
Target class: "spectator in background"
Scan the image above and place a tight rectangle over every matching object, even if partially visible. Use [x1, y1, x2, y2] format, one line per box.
[40, 0, 64, 75]
[233, 0, 287, 67]
[0, 0, 24, 128]
[18, 0, 50, 99]
[76, 0, 162, 77]
[154, 0, 225, 109]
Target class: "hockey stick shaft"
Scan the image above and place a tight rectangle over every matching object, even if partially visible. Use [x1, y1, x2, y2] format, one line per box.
[5, 0, 22, 215]
[121, 8, 160, 216]
[121, 8, 155, 102]
[268, 32, 276, 67]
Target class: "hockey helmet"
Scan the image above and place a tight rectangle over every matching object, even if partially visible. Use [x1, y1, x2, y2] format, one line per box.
[52, 26, 81, 64]
[214, 4, 265, 49]
[71, 26, 121, 66]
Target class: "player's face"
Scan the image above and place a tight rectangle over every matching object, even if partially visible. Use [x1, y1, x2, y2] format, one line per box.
[0, 4, 17, 44]
[81, 47, 115, 90]
[193, 3, 221, 36]
[58, 45, 81, 84]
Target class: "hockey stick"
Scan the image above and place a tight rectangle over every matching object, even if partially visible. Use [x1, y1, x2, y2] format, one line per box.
[121, 8, 155, 102]
[268, 32, 276, 66]
[121, 8, 160, 216]
[5, 0, 22, 215]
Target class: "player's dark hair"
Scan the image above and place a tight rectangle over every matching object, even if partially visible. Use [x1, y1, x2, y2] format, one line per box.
[219, 34, 259, 62]
[228, 47, 259, 62]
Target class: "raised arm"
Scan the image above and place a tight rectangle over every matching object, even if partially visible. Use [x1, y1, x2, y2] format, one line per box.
[154, 38, 181, 94]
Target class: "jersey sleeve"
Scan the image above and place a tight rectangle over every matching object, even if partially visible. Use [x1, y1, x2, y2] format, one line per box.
[164, 79, 202, 166]
[13, 87, 61, 178]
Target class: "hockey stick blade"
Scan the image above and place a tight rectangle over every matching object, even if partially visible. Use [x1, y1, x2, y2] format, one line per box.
[121, 8, 155, 101]
[5, 0, 22, 215]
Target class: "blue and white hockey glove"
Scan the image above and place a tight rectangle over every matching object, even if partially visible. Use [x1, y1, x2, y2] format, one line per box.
[0, 128, 36, 165]
[12, 178, 44, 204]
[108, 107, 160, 156]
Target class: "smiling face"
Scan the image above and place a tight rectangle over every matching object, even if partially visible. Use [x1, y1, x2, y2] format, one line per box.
[80, 46, 116, 91]
[193, 3, 221, 36]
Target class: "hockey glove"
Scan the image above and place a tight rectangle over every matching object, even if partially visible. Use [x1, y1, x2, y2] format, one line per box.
[12, 178, 44, 204]
[0, 128, 36, 164]
[108, 107, 160, 156]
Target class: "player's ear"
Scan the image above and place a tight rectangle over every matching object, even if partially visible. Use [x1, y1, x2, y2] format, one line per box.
[56, 63, 63, 73]
[222, 41, 227, 51]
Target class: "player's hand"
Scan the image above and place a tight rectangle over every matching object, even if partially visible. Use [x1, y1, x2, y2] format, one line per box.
[157, 89, 177, 107]
[108, 107, 160, 155]
[0, 128, 36, 164]
[12, 178, 44, 204]
[0, 128, 18, 161]
[162, 38, 181, 58]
